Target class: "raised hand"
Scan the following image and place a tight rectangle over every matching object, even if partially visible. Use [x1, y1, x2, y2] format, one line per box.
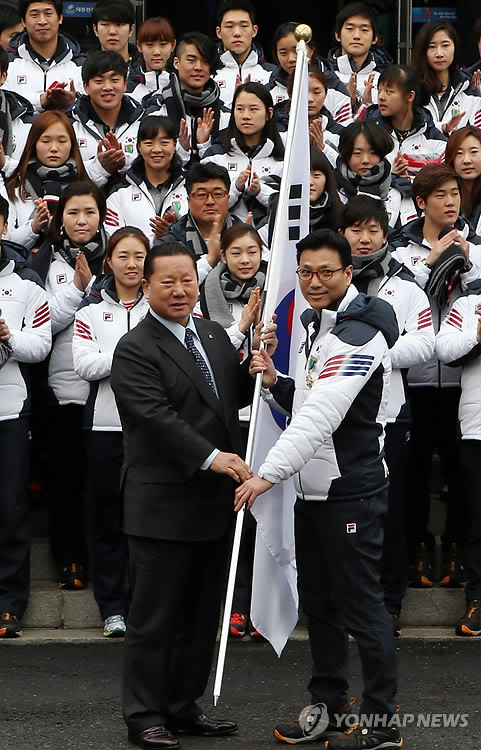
[309, 119, 324, 151]
[196, 107, 215, 145]
[361, 72, 376, 105]
[31, 199, 50, 234]
[178, 118, 191, 151]
[443, 111, 466, 135]
[73, 251, 93, 292]
[207, 215, 223, 268]
[239, 288, 260, 334]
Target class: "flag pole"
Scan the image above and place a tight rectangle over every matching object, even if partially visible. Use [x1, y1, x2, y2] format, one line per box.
[213, 23, 312, 706]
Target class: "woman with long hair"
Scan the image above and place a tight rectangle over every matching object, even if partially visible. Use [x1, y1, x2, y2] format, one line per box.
[106, 115, 188, 243]
[31, 182, 108, 591]
[73, 227, 150, 636]
[126, 17, 176, 103]
[201, 82, 284, 225]
[445, 125, 481, 235]
[5, 111, 90, 252]
[410, 21, 481, 134]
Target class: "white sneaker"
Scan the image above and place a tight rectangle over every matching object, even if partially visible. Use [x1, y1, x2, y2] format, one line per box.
[103, 614, 126, 638]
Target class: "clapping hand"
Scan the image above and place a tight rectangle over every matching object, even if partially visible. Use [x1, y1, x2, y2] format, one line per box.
[97, 131, 126, 174]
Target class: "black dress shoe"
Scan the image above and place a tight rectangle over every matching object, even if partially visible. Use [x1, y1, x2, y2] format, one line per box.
[128, 725, 180, 748]
[171, 713, 238, 736]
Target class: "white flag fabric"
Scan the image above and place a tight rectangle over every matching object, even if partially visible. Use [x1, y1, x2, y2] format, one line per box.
[249, 40, 311, 656]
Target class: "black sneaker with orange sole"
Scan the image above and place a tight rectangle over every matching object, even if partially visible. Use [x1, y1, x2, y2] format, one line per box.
[440, 543, 466, 588]
[58, 563, 86, 590]
[408, 542, 434, 588]
[0, 612, 23, 637]
[455, 600, 481, 637]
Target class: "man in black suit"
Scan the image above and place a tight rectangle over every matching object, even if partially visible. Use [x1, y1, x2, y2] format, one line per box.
[110, 241, 257, 750]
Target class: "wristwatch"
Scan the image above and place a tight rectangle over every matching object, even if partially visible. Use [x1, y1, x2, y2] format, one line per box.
[422, 259, 433, 270]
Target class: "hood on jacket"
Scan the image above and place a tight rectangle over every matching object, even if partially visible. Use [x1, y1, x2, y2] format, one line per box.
[215, 39, 273, 68]
[8, 29, 84, 62]
[364, 104, 440, 132]
[2, 89, 35, 121]
[70, 92, 143, 130]
[0, 240, 44, 285]
[336, 290, 399, 348]
[390, 215, 481, 249]
[327, 44, 393, 73]
[300, 285, 399, 349]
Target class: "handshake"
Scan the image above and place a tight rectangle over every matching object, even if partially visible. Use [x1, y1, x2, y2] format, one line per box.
[209, 318, 278, 510]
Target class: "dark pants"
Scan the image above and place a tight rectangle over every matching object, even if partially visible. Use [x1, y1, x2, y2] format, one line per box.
[45, 402, 88, 570]
[232, 422, 255, 614]
[87, 431, 127, 619]
[407, 386, 465, 553]
[295, 491, 397, 718]
[0, 417, 31, 618]
[123, 531, 232, 732]
[460, 441, 481, 602]
[381, 422, 410, 615]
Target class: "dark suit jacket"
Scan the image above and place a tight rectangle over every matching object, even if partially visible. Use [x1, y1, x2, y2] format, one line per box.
[110, 312, 253, 542]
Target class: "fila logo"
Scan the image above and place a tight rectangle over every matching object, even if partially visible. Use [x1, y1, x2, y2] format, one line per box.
[17, 75, 26, 84]
[103, 312, 113, 322]
[56, 273, 67, 284]
[132, 193, 141, 201]
[412, 256, 421, 265]
[228, 163, 238, 171]
[346, 523, 357, 534]
[276, 96, 285, 104]
[78, 138, 87, 148]
[218, 79, 226, 87]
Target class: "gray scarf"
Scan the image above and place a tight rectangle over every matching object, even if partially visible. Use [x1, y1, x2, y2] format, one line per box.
[201, 260, 267, 328]
[185, 212, 234, 259]
[352, 245, 392, 296]
[335, 157, 391, 201]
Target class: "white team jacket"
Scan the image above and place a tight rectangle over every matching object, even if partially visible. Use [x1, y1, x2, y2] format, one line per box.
[70, 95, 144, 187]
[214, 47, 274, 110]
[6, 37, 84, 114]
[353, 259, 435, 421]
[201, 137, 283, 222]
[44, 253, 94, 405]
[0, 260, 51, 421]
[258, 284, 396, 500]
[436, 292, 481, 441]
[105, 168, 188, 244]
[73, 285, 148, 431]
[391, 220, 481, 387]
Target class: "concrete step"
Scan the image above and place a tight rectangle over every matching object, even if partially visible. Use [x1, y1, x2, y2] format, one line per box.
[22, 579, 466, 631]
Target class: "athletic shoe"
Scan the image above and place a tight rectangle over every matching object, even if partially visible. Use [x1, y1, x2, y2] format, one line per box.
[408, 543, 433, 588]
[325, 723, 403, 749]
[274, 699, 356, 744]
[440, 543, 466, 588]
[387, 612, 401, 638]
[0, 612, 23, 638]
[58, 563, 86, 590]
[455, 600, 481, 637]
[229, 612, 247, 638]
[103, 614, 126, 637]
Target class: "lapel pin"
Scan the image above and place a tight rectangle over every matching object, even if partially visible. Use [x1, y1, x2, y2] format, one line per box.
[208, 334, 214, 339]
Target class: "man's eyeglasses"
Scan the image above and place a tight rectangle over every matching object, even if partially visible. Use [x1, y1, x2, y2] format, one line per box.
[189, 189, 229, 201]
[296, 267, 345, 282]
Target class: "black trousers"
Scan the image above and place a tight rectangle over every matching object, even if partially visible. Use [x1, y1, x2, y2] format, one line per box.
[0, 417, 31, 618]
[381, 422, 410, 615]
[295, 491, 398, 718]
[123, 531, 232, 732]
[45, 402, 88, 570]
[406, 386, 465, 553]
[460, 441, 481, 602]
[87, 431, 127, 619]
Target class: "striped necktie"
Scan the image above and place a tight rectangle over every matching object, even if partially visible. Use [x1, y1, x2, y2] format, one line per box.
[184, 327, 217, 395]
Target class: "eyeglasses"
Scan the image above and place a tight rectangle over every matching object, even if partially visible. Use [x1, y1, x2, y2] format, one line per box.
[189, 189, 229, 201]
[296, 267, 345, 282]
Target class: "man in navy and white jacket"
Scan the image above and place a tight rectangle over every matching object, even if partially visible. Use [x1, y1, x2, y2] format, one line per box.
[0, 196, 51, 638]
[235, 228, 402, 750]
